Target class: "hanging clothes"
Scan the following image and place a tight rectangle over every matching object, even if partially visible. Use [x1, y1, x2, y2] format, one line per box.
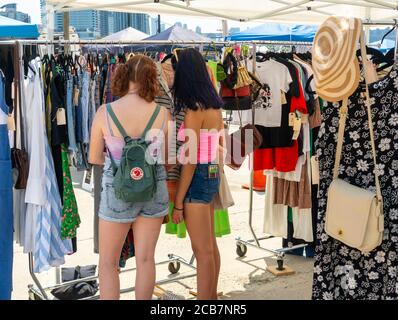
[0, 69, 13, 300]
[61, 144, 80, 239]
[22, 58, 73, 273]
[313, 64, 398, 300]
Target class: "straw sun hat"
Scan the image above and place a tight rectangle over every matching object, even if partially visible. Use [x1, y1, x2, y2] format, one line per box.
[312, 17, 362, 102]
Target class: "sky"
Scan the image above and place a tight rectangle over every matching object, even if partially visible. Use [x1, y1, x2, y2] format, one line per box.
[1, 0, 259, 33]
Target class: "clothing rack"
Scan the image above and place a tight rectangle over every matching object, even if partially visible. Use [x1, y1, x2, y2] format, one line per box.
[0, 39, 201, 300]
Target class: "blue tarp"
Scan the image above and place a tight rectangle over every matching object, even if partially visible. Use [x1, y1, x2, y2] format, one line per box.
[0, 15, 39, 39]
[226, 22, 317, 42]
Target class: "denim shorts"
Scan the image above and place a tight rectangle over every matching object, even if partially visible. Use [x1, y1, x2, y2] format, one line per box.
[98, 157, 169, 223]
[184, 164, 220, 204]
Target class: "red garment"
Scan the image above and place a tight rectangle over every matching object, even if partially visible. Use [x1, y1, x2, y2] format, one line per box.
[254, 68, 306, 172]
[291, 71, 307, 114]
[253, 140, 299, 172]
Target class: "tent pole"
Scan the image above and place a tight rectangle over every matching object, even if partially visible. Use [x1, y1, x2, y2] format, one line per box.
[160, 2, 243, 22]
[46, 4, 55, 55]
[314, 0, 389, 10]
[222, 20, 229, 38]
[364, 0, 398, 10]
[249, 0, 311, 21]
[63, 12, 70, 54]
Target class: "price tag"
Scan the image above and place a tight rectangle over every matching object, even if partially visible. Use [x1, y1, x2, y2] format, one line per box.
[7, 115, 15, 131]
[57, 108, 66, 125]
[311, 156, 320, 185]
[281, 91, 287, 104]
[73, 88, 80, 107]
[292, 117, 302, 140]
[293, 116, 302, 131]
[289, 113, 295, 127]
[301, 114, 309, 124]
[11, 82, 15, 100]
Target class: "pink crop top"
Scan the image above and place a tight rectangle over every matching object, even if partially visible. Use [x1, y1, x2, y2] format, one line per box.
[104, 109, 166, 161]
[177, 123, 220, 164]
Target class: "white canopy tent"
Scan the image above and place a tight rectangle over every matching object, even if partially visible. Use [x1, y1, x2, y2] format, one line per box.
[45, 0, 398, 24]
[100, 27, 148, 41]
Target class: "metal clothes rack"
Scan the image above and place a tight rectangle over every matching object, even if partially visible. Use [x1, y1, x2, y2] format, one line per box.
[235, 19, 398, 274]
[234, 41, 310, 273]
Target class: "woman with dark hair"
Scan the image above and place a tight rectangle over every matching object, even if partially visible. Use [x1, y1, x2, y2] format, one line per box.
[171, 48, 224, 300]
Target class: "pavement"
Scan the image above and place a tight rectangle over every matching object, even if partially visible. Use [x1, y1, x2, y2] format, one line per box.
[11, 160, 314, 300]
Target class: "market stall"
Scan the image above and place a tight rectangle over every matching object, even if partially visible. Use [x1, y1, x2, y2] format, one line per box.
[1, 0, 398, 302]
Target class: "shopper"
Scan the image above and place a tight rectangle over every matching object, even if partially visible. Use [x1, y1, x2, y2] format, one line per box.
[171, 48, 224, 300]
[89, 55, 171, 300]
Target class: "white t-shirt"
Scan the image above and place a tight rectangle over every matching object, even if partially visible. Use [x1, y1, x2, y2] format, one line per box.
[254, 60, 292, 127]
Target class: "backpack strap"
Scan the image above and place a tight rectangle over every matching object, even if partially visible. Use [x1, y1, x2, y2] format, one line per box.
[106, 103, 130, 142]
[141, 105, 161, 140]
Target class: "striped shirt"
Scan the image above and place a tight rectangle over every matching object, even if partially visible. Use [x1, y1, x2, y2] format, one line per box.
[155, 62, 185, 181]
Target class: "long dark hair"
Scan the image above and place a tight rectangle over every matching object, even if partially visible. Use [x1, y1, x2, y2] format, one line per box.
[172, 48, 224, 114]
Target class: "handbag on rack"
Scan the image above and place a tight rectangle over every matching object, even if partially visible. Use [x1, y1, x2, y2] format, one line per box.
[221, 52, 252, 111]
[325, 30, 384, 253]
[234, 60, 253, 89]
[225, 99, 263, 170]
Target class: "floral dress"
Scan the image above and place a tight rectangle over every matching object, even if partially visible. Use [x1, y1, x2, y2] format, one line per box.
[312, 63, 398, 300]
[61, 144, 81, 239]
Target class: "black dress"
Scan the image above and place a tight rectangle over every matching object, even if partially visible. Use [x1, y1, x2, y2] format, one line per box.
[312, 63, 398, 300]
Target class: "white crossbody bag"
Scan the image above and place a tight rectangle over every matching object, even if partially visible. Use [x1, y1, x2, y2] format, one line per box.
[325, 30, 384, 253]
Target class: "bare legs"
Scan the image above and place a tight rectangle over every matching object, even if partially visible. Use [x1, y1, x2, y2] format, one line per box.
[132, 216, 163, 300]
[210, 202, 221, 300]
[98, 220, 131, 300]
[184, 202, 220, 300]
[98, 216, 163, 300]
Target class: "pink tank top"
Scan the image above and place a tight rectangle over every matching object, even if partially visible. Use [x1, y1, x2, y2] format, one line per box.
[104, 108, 166, 161]
[177, 123, 220, 164]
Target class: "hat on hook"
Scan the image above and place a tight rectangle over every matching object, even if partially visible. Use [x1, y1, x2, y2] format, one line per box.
[312, 16, 362, 102]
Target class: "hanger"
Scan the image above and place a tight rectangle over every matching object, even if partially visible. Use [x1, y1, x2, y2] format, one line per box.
[380, 21, 397, 47]
[356, 46, 386, 63]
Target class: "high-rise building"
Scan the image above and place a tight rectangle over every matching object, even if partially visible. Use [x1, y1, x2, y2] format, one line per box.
[54, 10, 101, 39]
[40, 0, 47, 26]
[150, 17, 158, 35]
[40, 1, 150, 39]
[99, 11, 150, 36]
[196, 26, 202, 34]
[0, 3, 31, 23]
[183, 23, 188, 30]
[131, 13, 150, 34]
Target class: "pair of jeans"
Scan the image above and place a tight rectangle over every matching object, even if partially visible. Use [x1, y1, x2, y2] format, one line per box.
[184, 164, 220, 204]
[81, 71, 91, 144]
[66, 77, 77, 152]
[74, 74, 83, 144]
[0, 75, 13, 299]
[72, 74, 89, 171]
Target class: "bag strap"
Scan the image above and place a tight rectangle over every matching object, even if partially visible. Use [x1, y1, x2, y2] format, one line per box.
[106, 103, 130, 141]
[141, 105, 161, 140]
[333, 98, 349, 180]
[333, 29, 383, 204]
[360, 30, 383, 203]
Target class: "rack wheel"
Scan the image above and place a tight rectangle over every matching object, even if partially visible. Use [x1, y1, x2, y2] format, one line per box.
[168, 261, 181, 274]
[236, 244, 247, 257]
